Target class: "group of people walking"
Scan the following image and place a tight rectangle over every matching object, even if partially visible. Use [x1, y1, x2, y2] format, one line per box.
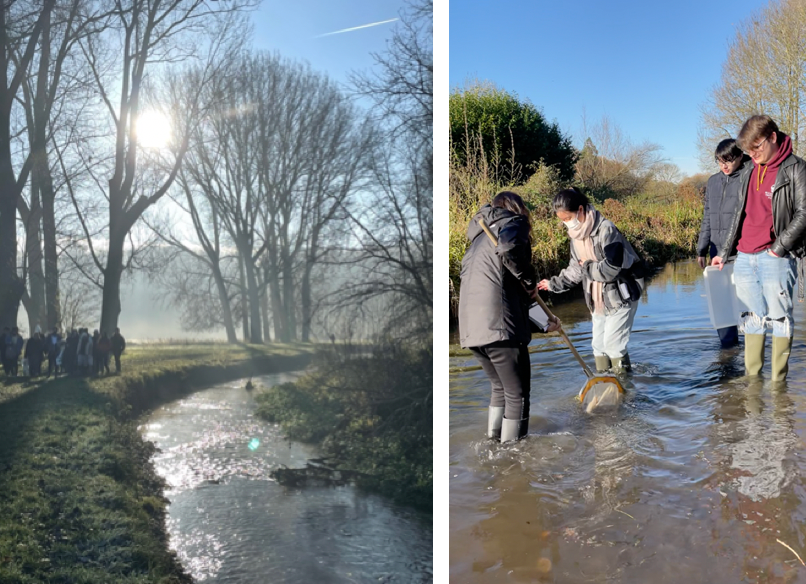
[0, 325, 126, 379]
[458, 114, 806, 443]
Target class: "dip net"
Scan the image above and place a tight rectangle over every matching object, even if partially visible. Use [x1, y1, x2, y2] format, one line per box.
[578, 377, 623, 413]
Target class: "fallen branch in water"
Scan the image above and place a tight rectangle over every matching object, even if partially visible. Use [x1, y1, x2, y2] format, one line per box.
[615, 508, 636, 521]
[777, 539, 806, 567]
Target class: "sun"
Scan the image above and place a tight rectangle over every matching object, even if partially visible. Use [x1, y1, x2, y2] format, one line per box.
[135, 110, 172, 149]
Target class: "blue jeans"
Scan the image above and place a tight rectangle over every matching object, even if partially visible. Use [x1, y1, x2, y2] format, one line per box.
[733, 251, 797, 338]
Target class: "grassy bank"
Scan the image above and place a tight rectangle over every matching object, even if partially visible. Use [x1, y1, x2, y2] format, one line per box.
[254, 344, 432, 512]
[0, 343, 313, 583]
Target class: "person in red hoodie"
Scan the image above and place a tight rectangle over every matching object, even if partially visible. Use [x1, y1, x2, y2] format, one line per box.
[713, 115, 806, 380]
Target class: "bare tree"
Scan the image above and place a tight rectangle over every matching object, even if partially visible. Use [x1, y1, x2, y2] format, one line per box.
[67, 0, 252, 335]
[342, 0, 433, 341]
[0, 0, 56, 329]
[575, 113, 665, 199]
[698, 0, 806, 168]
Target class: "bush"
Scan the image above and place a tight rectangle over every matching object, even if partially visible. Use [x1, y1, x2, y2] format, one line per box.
[255, 343, 432, 510]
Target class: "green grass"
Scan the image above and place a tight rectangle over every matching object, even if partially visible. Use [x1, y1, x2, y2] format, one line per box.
[0, 342, 313, 583]
[254, 344, 432, 511]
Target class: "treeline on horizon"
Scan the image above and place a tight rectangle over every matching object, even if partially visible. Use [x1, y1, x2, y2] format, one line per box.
[0, 0, 432, 350]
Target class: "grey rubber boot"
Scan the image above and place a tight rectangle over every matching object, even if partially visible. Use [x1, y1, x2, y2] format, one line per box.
[487, 406, 504, 440]
[594, 355, 612, 373]
[611, 353, 631, 374]
[771, 336, 792, 381]
[500, 417, 528, 442]
[744, 334, 765, 376]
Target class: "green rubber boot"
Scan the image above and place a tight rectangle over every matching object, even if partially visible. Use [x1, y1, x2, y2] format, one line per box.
[487, 406, 504, 440]
[594, 355, 612, 373]
[500, 417, 528, 443]
[611, 353, 631, 374]
[744, 334, 765, 376]
[771, 336, 792, 381]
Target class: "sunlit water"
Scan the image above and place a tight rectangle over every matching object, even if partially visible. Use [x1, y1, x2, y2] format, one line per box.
[450, 260, 806, 583]
[140, 373, 432, 583]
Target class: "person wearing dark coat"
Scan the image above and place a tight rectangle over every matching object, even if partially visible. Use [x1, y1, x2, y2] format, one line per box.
[45, 327, 62, 377]
[0, 327, 9, 376]
[91, 330, 101, 375]
[111, 328, 126, 374]
[25, 330, 46, 377]
[97, 333, 111, 375]
[3, 327, 24, 377]
[696, 139, 750, 347]
[459, 191, 559, 443]
[64, 330, 79, 375]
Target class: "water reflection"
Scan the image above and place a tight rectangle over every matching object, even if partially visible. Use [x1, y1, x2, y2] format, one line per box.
[450, 260, 806, 583]
[142, 374, 432, 583]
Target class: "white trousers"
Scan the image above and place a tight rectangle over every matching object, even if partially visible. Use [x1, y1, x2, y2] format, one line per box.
[591, 301, 638, 359]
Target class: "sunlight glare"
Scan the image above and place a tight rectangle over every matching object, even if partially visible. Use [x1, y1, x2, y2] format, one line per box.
[135, 110, 172, 149]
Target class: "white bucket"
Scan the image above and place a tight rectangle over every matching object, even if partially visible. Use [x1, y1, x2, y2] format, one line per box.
[703, 264, 748, 329]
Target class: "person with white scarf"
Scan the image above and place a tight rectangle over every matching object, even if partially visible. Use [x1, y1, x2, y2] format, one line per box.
[538, 188, 646, 373]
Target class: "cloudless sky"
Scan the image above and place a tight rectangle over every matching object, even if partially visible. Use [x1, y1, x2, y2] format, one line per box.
[249, 0, 407, 87]
[450, 0, 769, 176]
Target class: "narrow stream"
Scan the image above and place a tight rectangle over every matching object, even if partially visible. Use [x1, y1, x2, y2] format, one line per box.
[140, 372, 433, 583]
[450, 260, 806, 583]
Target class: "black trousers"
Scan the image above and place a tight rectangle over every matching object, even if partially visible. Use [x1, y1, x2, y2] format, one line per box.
[470, 341, 531, 422]
[113, 352, 121, 373]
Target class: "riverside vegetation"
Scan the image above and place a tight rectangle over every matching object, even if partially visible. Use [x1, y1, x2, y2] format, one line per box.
[449, 83, 708, 315]
[255, 343, 433, 511]
[0, 342, 311, 584]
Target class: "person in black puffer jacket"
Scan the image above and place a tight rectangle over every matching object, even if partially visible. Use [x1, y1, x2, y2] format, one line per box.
[459, 191, 559, 443]
[696, 139, 750, 347]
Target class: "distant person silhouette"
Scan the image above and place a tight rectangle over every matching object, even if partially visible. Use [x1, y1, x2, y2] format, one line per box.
[111, 328, 126, 374]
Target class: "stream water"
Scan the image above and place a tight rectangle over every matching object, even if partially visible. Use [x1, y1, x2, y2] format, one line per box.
[140, 372, 433, 583]
[450, 260, 806, 583]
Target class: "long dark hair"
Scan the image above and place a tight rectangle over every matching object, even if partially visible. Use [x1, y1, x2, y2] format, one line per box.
[492, 191, 531, 232]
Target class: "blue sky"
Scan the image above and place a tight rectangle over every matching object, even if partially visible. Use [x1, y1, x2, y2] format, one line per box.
[449, 0, 769, 177]
[250, 0, 407, 87]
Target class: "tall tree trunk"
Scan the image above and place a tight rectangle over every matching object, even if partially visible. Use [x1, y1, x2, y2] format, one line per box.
[24, 182, 46, 333]
[242, 252, 262, 344]
[281, 252, 296, 342]
[211, 263, 237, 343]
[301, 263, 312, 343]
[266, 253, 286, 342]
[260, 284, 271, 344]
[99, 234, 124, 335]
[239, 256, 248, 341]
[0, 164, 23, 329]
[41, 172, 60, 329]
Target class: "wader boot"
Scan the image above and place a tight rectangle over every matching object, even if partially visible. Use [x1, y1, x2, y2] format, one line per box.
[744, 334, 765, 376]
[500, 417, 528, 442]
[771, 336, 792, 381]
[611, 353, 631, 374]
[487, 406, 504, 440]
[594, 355, 612, 373]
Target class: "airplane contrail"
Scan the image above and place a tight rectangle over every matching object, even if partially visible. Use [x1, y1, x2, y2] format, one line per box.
[316, 17, 398, 38]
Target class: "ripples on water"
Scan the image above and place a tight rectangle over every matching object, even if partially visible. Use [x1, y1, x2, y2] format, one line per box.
[140, 373, 432, 583]
[450, 261, 806, 583]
